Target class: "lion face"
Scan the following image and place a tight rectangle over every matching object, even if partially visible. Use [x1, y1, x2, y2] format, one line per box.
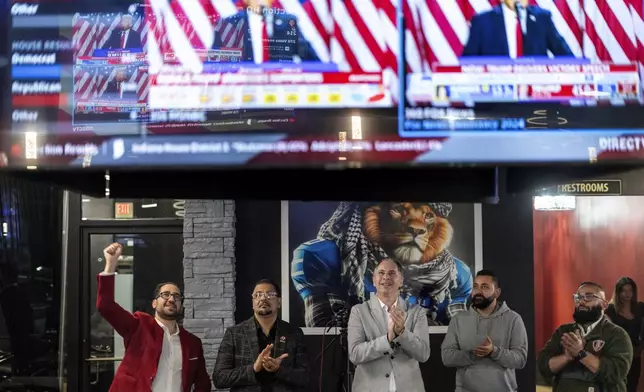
[363, 202, 453, 265]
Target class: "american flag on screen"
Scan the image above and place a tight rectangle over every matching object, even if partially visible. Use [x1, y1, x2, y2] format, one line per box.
[73, 66, 150, 102]
[73, 0, 644, 95]
[419, 0, 644, 66]
[142, 0, 644, 92]
[72, 13, 150, 101]
[72, 12, 150, 57]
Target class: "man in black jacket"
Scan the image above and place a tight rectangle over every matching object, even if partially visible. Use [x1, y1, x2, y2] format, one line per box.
[213, 279, 309, 391]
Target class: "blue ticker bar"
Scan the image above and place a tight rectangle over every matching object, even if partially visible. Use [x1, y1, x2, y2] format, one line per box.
[13, 65, 62, 79]
[202, 62, 339, 72]
[454, 56, 591, 65]
[92, 49, 144, 57]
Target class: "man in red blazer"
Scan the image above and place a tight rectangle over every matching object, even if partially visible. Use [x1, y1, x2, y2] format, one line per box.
[97, 242, 211, 392]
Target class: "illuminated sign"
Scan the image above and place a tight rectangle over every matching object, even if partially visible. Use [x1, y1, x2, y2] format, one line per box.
[115, 202, 134, 219]
[553, 180, 622, 196]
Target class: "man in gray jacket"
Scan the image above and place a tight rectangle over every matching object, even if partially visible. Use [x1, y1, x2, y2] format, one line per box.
[347, 258, 430, 392]
[441, 269, 528, 391]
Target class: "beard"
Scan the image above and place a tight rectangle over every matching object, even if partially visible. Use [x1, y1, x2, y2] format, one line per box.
[257, 302, 273, 316]
[471, 294, 495, 309]
[573, 305, 603, 325]
[157, 303, 180, 320]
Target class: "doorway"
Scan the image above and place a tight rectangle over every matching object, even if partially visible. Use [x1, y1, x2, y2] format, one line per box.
[78, 227, 183, 392]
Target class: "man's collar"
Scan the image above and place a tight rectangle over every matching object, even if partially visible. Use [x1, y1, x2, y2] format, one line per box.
[501, 3, 515, 16]
[155, 317, 179, 336]
[577, 316, 604, 337]
[377, 297, 397, 310]
[254, 315, 278, 330]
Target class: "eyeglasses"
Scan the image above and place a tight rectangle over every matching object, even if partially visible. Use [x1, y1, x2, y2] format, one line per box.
[158, 292, 183, 302]
[573, 293, 602, 302]
[252, 291, 278, 300]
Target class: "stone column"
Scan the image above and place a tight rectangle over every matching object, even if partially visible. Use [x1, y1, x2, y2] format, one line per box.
[182, 200, 236, 390]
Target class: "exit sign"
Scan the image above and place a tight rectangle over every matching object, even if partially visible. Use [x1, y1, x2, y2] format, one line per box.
[115, 202, 134, 219]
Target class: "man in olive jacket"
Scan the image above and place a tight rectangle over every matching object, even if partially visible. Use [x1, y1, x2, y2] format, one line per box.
[538, 281, 633, 392]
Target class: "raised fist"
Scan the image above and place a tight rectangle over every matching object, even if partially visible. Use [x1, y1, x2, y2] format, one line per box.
[103, 242, 122, 272]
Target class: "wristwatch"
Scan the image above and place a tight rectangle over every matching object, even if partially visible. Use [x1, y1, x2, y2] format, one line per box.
[575, 350, 588, 361]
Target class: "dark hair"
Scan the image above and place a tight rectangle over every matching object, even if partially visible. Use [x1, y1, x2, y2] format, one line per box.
[153, 282, 181, 299]
[376, 258, 404, 275]
[578, 281, 604, 292]
[611, 277, 638, 311]
[476, 269, 500, 288]
[254, 278, 281, 297]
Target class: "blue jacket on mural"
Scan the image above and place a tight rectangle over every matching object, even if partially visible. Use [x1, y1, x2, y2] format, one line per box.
[291, 238, 473, 327]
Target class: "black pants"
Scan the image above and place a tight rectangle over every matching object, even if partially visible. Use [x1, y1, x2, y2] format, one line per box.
[627, 356, 641, 392]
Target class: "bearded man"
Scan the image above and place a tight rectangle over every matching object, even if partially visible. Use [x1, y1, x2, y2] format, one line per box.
[537, 281, 633, 392]
[97, 243, 210, 392]
[442, 270, 528, 391]
[291, 202, 473, 327]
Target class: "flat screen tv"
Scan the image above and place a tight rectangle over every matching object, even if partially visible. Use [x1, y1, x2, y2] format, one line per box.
[0, 0, 642, 169]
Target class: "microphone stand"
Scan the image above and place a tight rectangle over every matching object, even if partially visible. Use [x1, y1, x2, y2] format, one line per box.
[314, 312, 353, 392]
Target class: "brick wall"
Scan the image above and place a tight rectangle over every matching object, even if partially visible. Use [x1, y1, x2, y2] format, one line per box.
[182, 200, 236, 389]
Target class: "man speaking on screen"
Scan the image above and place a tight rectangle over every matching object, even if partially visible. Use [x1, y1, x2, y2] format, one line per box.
[101, 14, 142, 50]
[462, 0, 573, 58]
[212, 0, 319, 64]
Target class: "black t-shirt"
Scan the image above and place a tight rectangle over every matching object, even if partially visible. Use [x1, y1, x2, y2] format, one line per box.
[606, 302, 644, 346]
[255, 318, 278, 392]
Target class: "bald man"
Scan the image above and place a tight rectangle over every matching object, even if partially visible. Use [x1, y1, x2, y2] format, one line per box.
[538, 281, 633, 392]
[102, 14, 142, 50]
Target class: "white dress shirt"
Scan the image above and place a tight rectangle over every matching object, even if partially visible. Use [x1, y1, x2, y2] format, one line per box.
[378, 298, 397, 392]
[577, 316, 603, 338]
[248, 11, 274, 64]
[502, 4, 526, 59]
[151, 318, 183, 392]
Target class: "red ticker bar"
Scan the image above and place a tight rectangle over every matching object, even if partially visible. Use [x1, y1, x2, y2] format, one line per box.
[12, 94, 66, 108]
[433, 63, 638, 73]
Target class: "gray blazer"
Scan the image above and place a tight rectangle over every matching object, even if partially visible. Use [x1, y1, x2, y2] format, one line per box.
[348, 296, 430, 392]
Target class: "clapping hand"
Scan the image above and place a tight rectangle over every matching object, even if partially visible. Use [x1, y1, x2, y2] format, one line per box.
[262, 353, 289, 373]
[387, 316, 396, 342]
[561, 330, 585, 358]
[253, 344, 273, 373]
[389, 307, 406, 336]
[474, 336, 494, 357]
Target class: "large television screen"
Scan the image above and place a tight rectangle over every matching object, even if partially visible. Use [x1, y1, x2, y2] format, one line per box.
[1, 0, 407, 168]
[1, 0, 644, 169]
[399, 0, 644, 163]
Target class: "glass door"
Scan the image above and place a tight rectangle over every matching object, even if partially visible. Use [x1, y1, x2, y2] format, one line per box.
[80, 229, 183, 392]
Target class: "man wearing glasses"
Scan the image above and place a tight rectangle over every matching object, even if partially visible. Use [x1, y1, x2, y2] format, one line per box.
[538, 281, 633, 392]
[213, 279, 309, 391]
[97, 243, 211, 391]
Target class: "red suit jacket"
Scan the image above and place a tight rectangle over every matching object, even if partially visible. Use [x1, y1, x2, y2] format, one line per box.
[96, 273, 211, 392]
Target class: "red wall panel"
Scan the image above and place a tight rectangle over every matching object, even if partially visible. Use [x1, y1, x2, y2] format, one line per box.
[534, 196, 644, 389]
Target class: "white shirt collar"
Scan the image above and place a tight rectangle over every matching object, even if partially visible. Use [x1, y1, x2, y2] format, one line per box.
[156, 318, 179, 336]
[578, 317, 603, 337]
[501, 2, 514, 14]
[377, 297, 398, 311]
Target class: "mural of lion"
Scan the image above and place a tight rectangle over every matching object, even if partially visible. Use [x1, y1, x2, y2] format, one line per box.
[291, 202, 473, 327]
